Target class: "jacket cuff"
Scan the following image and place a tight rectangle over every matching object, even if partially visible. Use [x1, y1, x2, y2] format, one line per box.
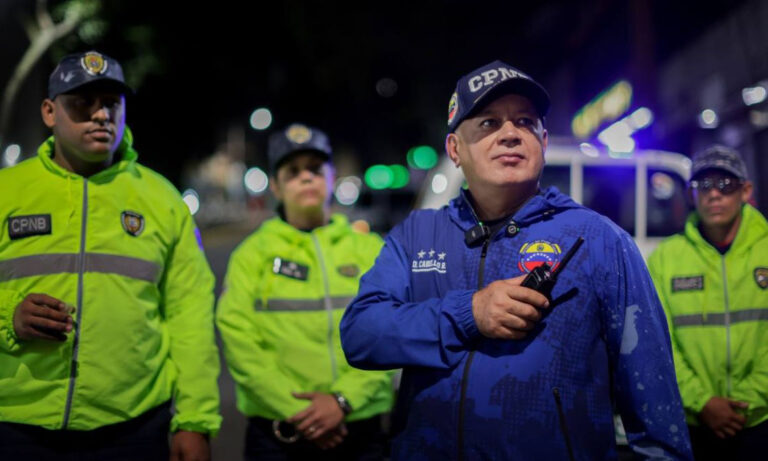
[0, 289, 23, 351]
[450, 290, 481, 343]
[690, 392, 713, 415]
[171, 413, 222, 438]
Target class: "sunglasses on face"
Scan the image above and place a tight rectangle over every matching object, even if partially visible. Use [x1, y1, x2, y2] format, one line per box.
[690, 177, 743, 194]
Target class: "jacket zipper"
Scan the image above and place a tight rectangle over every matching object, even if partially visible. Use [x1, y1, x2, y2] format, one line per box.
[311, 234, 338, 381]
[721, 256, 732, 394]
[457, 235, 490, 461]
[62, 179, 88, 428]
[553, 387, 576, 461]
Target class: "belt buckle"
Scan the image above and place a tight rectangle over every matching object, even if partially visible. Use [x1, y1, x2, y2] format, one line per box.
[272, 420, 301, 444]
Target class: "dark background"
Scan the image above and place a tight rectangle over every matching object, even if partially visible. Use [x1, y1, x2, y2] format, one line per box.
[0, 0, 750, 185]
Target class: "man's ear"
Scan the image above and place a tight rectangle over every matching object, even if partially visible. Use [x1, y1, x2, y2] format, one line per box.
[41, 99, 56, 128]
[741, 180, 754, 204]
[445, 133, 461, 168]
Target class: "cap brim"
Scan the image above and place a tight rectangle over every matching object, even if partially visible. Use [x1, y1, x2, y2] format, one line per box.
[468, 78, 550, 120]
[270, 149, 331, 173]
[53, 78, 134, 99]
[691, 165, 746, 181]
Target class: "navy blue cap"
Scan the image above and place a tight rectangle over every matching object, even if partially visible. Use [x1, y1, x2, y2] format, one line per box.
[691, 145, 748, 181]
[48, 51, 133, 100]
[447, 60, 550, 132]
[268, 124, 332, 172]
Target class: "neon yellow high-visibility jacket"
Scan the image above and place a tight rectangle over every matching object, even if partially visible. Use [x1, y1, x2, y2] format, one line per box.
[648, 204, 768, 427]
[0, 128, 221, 434]
[216, 215, 394, 422]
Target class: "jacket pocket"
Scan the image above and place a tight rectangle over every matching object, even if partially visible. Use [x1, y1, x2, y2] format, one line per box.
[553, 387, 576, 461]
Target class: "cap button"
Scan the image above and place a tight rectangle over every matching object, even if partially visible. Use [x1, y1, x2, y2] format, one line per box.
[506, 221, 519, 236]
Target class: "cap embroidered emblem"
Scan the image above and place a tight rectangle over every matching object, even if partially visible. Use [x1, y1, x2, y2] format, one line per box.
[286, 124, 312, 144]
[447, 92, 459, 126]
[80, 51, 108, 76]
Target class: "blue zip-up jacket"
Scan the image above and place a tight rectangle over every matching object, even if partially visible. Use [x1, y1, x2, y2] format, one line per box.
[341, 187, 692, 460]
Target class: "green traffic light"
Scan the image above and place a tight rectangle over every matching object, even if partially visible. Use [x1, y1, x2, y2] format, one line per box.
[364, 165, 393, 190]
[390, 165, 410, 189]
[408, 145, 438, 169]
[406, 147, 417, 168]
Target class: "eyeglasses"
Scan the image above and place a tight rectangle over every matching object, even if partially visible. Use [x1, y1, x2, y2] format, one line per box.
[690, 177, 743, 194]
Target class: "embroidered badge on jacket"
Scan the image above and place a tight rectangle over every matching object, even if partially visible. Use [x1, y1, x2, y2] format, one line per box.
[755, 268, 768, 289]
[121, 211, 145, 237]
[518, 240, 562, 273]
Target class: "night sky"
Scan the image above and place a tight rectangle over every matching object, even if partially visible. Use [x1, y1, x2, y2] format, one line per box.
[1, 0, 744, 186]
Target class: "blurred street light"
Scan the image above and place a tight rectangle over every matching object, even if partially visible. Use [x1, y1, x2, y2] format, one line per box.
[698, 109, 719, 129]
[244, 167, 269, 195]
[431, 173, 448, 194]
[249, 108, 273, 130]
[389, 165, 410, 189]
[365, 165, 394, 190]
[2, 144, 21, 167]
[407, 145, 438, 170]
[579, 143, 600, 158]
[375, 78, 398, 98]
[628, 107, 653, 130]
[335, 176, 361, 205]
[182, 189, 200, 215]
[742, 85, 767, 106]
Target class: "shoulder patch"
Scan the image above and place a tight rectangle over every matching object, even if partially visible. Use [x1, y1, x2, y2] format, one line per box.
[671, 275, 704, 292]
[411, 248, 447, 274]
[8, 214, 52, 240]
[755, 268, 768, 289]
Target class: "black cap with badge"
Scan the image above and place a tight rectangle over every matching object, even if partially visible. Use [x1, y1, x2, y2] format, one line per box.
[267, 123, 332, 173]
[48, 51, 133, 100]
[447, 60, 550, 133]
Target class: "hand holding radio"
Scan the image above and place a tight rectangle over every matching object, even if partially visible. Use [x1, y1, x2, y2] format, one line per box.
[521, 237, 584, 298]
[471, 276, 550, 340]
[472, 238, 584, 340]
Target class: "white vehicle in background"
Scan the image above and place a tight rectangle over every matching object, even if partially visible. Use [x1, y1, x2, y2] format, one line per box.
[417, 137, 693, 258]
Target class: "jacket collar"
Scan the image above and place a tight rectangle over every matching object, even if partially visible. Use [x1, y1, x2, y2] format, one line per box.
[37, 126, 138, 181]
[448, 186, 582, 232]
[261, 213, 352, 243]
[685, 204, 768, 255]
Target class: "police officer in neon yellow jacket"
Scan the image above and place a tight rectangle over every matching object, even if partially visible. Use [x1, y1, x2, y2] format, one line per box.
[0, 51, 220, 461]
[217, 124, 393, 460]
[648, 145, 768, 460]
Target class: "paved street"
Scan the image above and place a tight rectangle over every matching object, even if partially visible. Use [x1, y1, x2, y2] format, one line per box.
[201, 223, 254, 461]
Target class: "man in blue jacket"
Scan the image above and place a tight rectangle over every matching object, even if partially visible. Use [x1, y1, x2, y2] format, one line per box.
[340, 60, 693, 460]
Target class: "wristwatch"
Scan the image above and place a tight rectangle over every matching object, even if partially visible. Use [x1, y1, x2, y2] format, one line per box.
[332, 392, 353, 415]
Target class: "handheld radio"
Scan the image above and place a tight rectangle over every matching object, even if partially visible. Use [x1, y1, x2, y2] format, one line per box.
[521, 237, 584, 298]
